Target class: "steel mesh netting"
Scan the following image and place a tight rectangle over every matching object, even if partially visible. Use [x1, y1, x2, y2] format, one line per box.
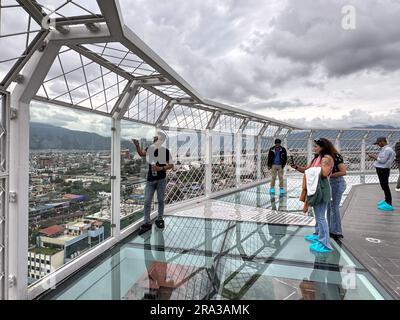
[240, 135, 257, 184]
[0, 0, 42, 86]
[260, 136, 274, 179]
[125, 87, 167, 124]
[38, 46, 128, 113]
[165, 130, 206, 204]
[214, 114, 243, 134]
[164, 104, 213, 131]
[211, 132, 237, 193]
[81, 42, 158, 77]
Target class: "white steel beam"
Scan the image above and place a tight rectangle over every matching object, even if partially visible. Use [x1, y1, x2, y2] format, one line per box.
[206, 111, 221, 130]
[9, 38, 61, 300]
[49, 24, 112, 45]
[258, 123, 269, 137]
[111, 118, 121, 238]
[204, 99, 298, 130]
[111, 81, 140, 120]
[238, 118, 249, 134]
[141, 79, 173, 86]
[155, 101, 175, 128]
[110, 81, 140, 238]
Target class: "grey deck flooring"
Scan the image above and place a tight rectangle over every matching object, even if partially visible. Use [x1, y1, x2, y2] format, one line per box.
[341, 183, 400, 299]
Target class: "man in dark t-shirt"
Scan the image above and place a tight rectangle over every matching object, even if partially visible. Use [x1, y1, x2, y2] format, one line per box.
[133, 131, 173, 235]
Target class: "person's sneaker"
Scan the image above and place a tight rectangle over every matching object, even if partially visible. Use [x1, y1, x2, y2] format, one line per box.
[269, 187, 276, 194]
[378, 202, 395, 211]
[330, 233, 344, 240]
[280, 188, 285, 195]
[138, 223, 152, 235]
[304, 234, 319, 242]
[155, 219, 165, 229]
[396, 188, 400, 192]
[377, 199, 386, 206]
[309, 242, 333, 253]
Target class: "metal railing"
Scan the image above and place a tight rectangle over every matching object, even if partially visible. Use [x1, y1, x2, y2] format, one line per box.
[0, 90, 9, 300]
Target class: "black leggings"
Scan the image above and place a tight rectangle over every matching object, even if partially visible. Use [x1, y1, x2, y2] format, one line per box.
[376, 168, 392, 205]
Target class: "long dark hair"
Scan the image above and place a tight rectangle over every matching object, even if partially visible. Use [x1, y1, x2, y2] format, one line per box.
[314, 138, 337, 159]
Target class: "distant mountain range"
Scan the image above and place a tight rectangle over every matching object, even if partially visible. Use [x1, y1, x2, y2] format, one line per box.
[30, 122, 399, 151]
[353, 125, 398, 129]
[30, 122, 134, 151]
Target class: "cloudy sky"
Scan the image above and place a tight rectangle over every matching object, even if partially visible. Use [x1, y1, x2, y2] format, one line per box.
[4, 0, 400, 134]
[118, 0, 400, 128]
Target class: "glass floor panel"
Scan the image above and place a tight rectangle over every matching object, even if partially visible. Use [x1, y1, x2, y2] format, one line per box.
[216, 173, 400, 213]
[41, 216, 392, 300]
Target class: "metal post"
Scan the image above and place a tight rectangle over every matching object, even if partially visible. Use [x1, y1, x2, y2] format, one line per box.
[111, 117, 121, 237]
[256, 136, 262, 180]
[307, 131, 314, 165]
[283, 136, 289, 190]
[110, 81, 139, 237]
[0, 91, 10, 301]
[205, 129, 212, 197]
[335, 130, 343, 152]
[236, 132, 242, 187]
[361, 138, 366, 184]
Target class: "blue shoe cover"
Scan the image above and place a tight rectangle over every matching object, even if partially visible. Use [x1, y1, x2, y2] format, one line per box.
[304, 234, 319, 242]
[378, 202, 394, 211]
[269, 187, 275, 194]
[309, 242, 333, 253]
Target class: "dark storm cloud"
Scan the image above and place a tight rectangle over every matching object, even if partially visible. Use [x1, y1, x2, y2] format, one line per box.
[255, 0, 400, 77]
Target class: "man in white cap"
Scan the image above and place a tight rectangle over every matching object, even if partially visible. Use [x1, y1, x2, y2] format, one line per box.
[367, 137, 396, 211]
[133, 131, 174, 234]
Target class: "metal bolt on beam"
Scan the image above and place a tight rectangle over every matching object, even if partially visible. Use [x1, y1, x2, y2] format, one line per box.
[14, 74, 24, 84]
[10, 109, 18, 120]
[85, 23, 100, 33]
[9, 192, 17, 203]
[55, 25, 70, 35]
[8, 275, 16, 288]
[38, 40, 48, 52]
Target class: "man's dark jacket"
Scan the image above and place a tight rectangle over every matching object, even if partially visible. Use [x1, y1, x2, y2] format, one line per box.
[267, 146, 288, 169]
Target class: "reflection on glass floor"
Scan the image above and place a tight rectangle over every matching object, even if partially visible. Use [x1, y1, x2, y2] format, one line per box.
[217, 174, 400, 213]
[42, 216, 391, 300]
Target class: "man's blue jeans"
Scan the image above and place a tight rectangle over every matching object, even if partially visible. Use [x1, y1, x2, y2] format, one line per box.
[313, 201, 333, 250]
[327, 177, 346, 235]
[144, 179, 167, 224]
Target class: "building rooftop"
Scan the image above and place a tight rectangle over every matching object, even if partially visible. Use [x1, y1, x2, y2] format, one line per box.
[39, 225, 65, 237]
[29, 247, 63, 256]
